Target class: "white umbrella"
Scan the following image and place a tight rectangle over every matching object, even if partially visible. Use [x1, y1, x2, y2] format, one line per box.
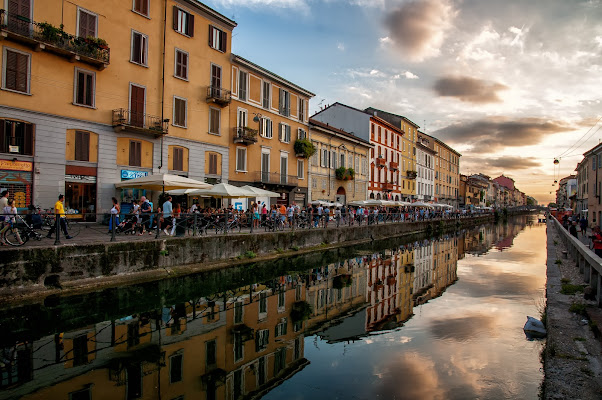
[241, 185, 280, 198]
[191, 183, 256, 198]
[349, 200, 369, 206]
[115, 173, 212, 191]
[412, 201, 434, 208]
[167, 188, 210, 195]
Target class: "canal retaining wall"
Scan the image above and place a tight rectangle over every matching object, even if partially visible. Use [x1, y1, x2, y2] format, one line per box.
[0, 216, 493, 294]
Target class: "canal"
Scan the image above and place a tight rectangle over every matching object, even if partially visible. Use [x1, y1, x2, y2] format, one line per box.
[0, 215, 545, 399]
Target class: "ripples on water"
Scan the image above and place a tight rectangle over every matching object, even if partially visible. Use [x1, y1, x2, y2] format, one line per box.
[0, 216, 545, 400]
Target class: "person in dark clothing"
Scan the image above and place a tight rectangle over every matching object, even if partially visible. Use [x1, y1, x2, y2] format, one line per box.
[569, 221, 578, 238]
[579, 216, 588, 237]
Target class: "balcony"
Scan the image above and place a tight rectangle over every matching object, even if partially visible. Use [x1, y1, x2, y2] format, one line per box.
[407, 170, 417, 179]
[0, 10, 110, 69]
[233, 127, 258, 145]
[382, 182, 394, 192]
[206, 86, 231, 107]
[376, 157, 386, 168]
[389, 161, 398, 171]
[253, 171, 298, 188]
[112, 109, 168, 137]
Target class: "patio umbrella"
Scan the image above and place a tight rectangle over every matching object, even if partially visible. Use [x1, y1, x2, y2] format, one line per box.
[167, 188, 210, 195]
[115, 173, 212, 192]
[412, 201, 434, 208]
[190, 183, 256, 198]
[349, 200, 369, 206]
[241, 185, 280, 198]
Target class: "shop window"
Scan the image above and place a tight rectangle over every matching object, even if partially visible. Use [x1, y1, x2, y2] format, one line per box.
[2, 47, 30, 94]
[208, 25, 226, 52]
[133, 0, 149, 17]
[75, 131, 90, 161]
[77, 8, 97, 38]
[129, 140, 141, 167]
[0, 119, 34, 155]
[208, 153, 218, 175]
[174, 49, 188, 80]
[173, 147, 184, 171]
[173, 6, 194, 37]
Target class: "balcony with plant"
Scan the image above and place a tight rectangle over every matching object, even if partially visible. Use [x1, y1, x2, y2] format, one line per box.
[233, 126, 258, 145]
[0, 10, 110, 68]
[335, 167, 355, 181]
[407, 170, 417, 179]
[294, 139, 317, 158]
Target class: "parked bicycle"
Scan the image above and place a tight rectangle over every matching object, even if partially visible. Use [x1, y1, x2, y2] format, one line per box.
[2, 215, 43, 246]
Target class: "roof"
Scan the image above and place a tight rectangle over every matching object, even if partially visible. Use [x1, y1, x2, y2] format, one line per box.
[311, 102, 369, 119]
[231, 54, 315, 98]
[188, 0, 237, 29]
[364, 107, 421, 128]
[309, 119, 373, 147]
[370, 115, 403, 134]
[422, 132, 462, 157]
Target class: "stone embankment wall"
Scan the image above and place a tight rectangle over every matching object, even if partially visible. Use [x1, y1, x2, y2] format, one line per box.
[0, 216, 492, 293]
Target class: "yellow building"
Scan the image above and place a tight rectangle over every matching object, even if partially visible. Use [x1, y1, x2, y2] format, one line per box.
[0, 0, 236, 214]
[308, 119, 372, 204]
[228, 55, 314, 207]
[432, 137, 461, 208]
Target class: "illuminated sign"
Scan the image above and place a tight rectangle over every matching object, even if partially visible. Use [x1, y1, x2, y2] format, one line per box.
[121, 170, 149, 180]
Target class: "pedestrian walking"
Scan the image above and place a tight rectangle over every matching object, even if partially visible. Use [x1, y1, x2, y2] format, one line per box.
[47, 194, 72, 239]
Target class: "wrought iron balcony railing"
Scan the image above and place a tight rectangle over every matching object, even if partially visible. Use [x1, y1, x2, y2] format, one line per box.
[206, 86, 231, 106]
[0, 9, 110, 68]
[112, 109, 168, 137]
[233, 127, 258, 145]
[253, 171, 299, 187]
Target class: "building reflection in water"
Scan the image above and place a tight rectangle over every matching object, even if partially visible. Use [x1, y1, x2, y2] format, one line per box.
[0, 230, 486, 400]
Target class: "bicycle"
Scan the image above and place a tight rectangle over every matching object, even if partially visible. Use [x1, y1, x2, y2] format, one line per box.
[40, 212, 82, 238]
[2, 215, 43, 246]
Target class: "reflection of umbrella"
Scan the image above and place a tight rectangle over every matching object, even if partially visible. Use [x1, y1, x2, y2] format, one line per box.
[115, 174, 212, 191]
[241, 185, 280, 198]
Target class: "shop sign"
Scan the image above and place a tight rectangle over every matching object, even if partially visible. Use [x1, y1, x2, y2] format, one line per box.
[65, 174, 97, 183]
[121, 170, 149, 180]
[0, 160, 33, 171]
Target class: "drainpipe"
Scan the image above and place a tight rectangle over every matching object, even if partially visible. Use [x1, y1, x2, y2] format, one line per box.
[159, 0, 167, 172]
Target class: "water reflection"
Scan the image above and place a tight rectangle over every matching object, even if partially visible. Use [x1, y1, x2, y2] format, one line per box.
[0, 216, 541, 400]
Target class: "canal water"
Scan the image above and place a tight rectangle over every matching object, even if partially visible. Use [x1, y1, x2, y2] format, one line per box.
[0, 215, 546, 400]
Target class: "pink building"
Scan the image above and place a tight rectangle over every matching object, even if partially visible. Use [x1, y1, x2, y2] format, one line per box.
[493, 175, 515, 191]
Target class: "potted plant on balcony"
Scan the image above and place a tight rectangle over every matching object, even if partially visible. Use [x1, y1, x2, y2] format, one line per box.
[335, 166, 346, 180]
[294, 139, 316, 158]
[242, 126, 258, 138]
[347, 168, 355, 180]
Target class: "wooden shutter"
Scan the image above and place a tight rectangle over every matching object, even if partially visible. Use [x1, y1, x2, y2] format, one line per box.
[75, 131, 89, 161]
[187, 13, 194, 37]
[173, 6, 179, 30]
[79, 11, 96, 38]
[175, 98, 186, 126]
[130, 85, 145, 127]
[209, 153, 217, 175]
[5, 50, 28, 93]
[141, 0, 148, 15]
[173, 147, 183, 171]
[130, 141, 141, 166]
[8, 0, 31, 19]
[208, 25, 214, 47]
[220, 31, 227, 52]
[0, 121, 4, 154]
[85, 73, 93, 106]
[132, 32, 141, 63]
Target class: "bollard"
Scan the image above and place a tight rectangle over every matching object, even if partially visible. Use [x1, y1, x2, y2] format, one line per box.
[250, 213, 254, 233]
[193, 213, 198, 236]
[53, 213, 61, 246]
[110, 214, 116, 242]
[155, 213, 160, 239]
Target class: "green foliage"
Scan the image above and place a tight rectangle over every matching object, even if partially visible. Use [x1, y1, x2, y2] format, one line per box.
[569, 302, 587, 315]
[290, 301, 312, 322]
[159, 250, 169, 256]
[294, 139, 317, 158]
[291, 245, 299, 251]
[335, 167, 355, 180]
[561, 283, 584, 295]
[332, 274, 352, 289]
[555, 259, 562, 265]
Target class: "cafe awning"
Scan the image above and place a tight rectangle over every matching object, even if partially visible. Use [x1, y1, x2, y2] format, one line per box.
[114, 173, 212, 191]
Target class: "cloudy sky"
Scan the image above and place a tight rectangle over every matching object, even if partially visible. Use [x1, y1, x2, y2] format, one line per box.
[206, 0, 602, 204]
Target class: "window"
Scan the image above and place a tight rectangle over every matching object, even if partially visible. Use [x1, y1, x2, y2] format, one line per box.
[74, 68, 95, 107]
[69, 388, 91, 400]
[0, 119, 34, 155]
[255, 329, 269, 352]
[209, 107, 220, 135]
[208, 25, 227, 52]
[238, 71, 247, 101]
[173, 97, 187, 127]
[297, 128, 306, 140]
[73, 335, 88, 366]
[75, 131, 90, 161]
[131, 30, 148, 65]
[275, 318, 287, 337]
[2, 48, 30, 94]
[174, 49, 188, 80]
[331, 150, 336, 169]
[234, 333, 243, 362]
[260, 117, 272, 138]
[262, 81, 270, 109]
[340, 153, 345, 168]
[173, 6, 194, 36]
[236, 147, 246, 172]
[173, 147, 184, 171]
[279, 123, 291, 143]
[321, 149, 328, 168]
[280, 155, 288, 183]
[208, 153, 218, 175]
[299, 98, 305, 121]
[129, 140, 141, 166]
[133, 0, 149, 16]
[77, 8, 97, 38]
[274, 348, 286, 375]
[206, 340, 217, 367]
[277, 291, 285, 309]
[169, 353, 183, 383]
[234, 302, 243, 324]
[297, 159, 304, 179]
[259, 292, 267, 315]
[279, 89, 290, 116]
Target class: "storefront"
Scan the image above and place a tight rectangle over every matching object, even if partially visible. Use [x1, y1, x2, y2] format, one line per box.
[65, 166, 97, 221]
[119, 169, 149, 203]
[0, 159, 33, 210]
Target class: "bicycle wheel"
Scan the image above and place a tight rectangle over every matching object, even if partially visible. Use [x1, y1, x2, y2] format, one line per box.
[4, 227, 29, 246]
[65, 219, 82, 238]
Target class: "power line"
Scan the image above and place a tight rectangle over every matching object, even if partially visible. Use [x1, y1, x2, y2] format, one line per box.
[556, 116, 602, 158]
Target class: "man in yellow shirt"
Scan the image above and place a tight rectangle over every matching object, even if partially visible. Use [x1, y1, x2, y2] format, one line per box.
[46, 194, 72, 239]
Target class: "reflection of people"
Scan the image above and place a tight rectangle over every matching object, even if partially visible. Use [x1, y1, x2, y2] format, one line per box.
[47, 195, 72, 239]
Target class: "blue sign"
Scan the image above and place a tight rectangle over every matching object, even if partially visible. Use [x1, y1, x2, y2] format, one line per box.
[121, 170, 149, 180]
[234, 202, 243, 211]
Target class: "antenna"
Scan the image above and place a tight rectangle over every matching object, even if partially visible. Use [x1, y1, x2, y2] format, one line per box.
[318, 99, 324, 109]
